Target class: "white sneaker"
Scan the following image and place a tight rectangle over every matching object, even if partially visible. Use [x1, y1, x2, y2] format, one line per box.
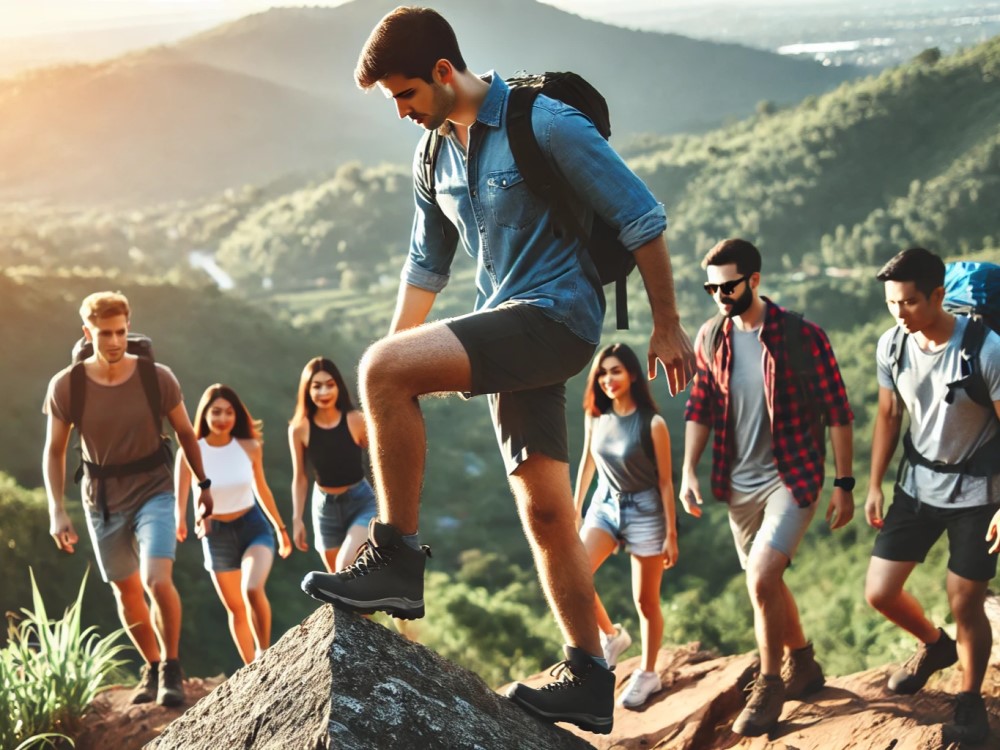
[600, 624, 632, 668]
[617, 669, 661, 709]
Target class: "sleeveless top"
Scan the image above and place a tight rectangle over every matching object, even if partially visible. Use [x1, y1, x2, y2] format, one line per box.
[197, 437, 255, 515]
[307, 413, 364, 487]
[589, 409, 658, 493]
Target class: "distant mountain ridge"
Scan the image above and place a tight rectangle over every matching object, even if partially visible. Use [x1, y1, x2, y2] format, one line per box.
[0, 0, 857, 205]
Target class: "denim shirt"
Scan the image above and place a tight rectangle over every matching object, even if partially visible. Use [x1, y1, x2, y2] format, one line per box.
[403, 73, 667, 345]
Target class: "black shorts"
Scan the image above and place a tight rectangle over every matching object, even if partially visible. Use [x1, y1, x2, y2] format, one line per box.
[871, 485, 998, 582]
[445, 302, 595, 475]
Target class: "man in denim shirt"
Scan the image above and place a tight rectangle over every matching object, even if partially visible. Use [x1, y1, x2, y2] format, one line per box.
[302, 6, 694, 732]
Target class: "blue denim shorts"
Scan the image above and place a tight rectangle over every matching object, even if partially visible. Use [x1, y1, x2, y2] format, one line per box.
[581, 485, 666, 557]
[201, 503, 276, 572]
[312, 479, 378, 551]
[84, 491, 177, 583]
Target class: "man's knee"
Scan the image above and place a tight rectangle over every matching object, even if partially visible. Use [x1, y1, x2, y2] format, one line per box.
[948, 584, 987, 624]
[359, 339, 399, 399]
[746, 563, 783, 605]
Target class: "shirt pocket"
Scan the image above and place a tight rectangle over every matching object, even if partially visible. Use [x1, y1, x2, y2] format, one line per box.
[487, 169, 539, 230]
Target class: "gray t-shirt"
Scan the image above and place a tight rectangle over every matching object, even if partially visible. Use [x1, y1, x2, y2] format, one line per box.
[44, 361, 183, 515]
[729, 327, 780, 492]
[589, 409, 658, 493]
[876, 316, 1000, 507]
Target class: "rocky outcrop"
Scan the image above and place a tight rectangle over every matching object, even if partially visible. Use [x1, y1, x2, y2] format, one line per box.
[146, 605, 593, 750]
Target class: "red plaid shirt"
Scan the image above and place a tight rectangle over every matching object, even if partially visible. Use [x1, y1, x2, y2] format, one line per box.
[684, 299, 853, 507]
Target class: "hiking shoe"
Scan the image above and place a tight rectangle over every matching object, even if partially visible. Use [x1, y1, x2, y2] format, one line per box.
[156, 659, 184, 707]
[942, 692, 991, 745]
[887, 628, 957, 695]
[782, 642, 826, 699]
[301, 519, 430, 620]
[732, 673, 785, 737]
[130, 661, 159, 704]
[600, 623, 632, 669]
[617, 669, 661, 709]
[505, 645, 615, 734]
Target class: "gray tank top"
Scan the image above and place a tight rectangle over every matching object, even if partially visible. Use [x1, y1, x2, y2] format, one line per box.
[729, 327, 780, 491]
[590, 409, 658, 493]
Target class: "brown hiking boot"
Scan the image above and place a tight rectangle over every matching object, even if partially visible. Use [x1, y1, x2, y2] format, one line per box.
[130, 661, 159, 704]
[732, 673, 785, 737]
[887, 628, 957, 695]
[782, 643, 825, 699]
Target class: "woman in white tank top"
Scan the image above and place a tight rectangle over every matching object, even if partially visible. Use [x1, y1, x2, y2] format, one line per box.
[176, 384, 292, 664]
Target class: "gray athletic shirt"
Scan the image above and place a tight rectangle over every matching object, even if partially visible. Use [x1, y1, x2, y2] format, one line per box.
[876, 316, 1000, 507]
[729, 327, 780, 492]
[589, 409, 658, 493]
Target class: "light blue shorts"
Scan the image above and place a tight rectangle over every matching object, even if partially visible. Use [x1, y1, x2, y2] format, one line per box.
[581, 485, 666, 557]
[201, 503, 275, 572]
[84, 491, 177, 583]
[312, 479, 378, 551]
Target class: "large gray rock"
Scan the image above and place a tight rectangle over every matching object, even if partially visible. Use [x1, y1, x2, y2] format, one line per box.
[147, 604, 594, 750]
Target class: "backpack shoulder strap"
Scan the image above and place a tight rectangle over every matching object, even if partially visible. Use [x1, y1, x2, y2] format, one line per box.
[887, 325, 908, 387]
[954, 317, 992, 407]
[136, 358, 163, 433]
[706, 314, 726, 359]
[782, 310, 807, 377]
[69, 362, 86, 428]
[419, 129, 442, 198]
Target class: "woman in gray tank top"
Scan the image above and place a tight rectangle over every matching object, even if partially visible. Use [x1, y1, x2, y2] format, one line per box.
[573, 343, 678, 710]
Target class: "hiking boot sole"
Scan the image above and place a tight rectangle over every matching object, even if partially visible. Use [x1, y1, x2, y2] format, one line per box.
[506, 691, 613, 735]
[156, 691, 184, 708]
[732, 716, 778, 737]
[302, 576, 425, 620]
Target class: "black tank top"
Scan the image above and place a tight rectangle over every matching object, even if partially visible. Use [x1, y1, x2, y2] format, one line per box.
[307, 413, 364, 487]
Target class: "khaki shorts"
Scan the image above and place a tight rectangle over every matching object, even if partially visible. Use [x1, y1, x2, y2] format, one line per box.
[727, 480, 817, 569]
[445, 302, 595, 475]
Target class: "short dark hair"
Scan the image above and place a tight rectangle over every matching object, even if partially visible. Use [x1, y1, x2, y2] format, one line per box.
[355, 6, 467, 89]
[701, 238, 762, 275]
[876, 247, 944, 298]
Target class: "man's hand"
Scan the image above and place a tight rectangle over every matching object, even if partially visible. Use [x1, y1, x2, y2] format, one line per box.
[826, 487, 855, 530]
[197, 487, 214, 519]
[678, 472, 703, 518]
[986, 508, 1000, 555]
[648, 320, 696, 396]
[865, 485, 885, 529]
[49, 508, 79, 553]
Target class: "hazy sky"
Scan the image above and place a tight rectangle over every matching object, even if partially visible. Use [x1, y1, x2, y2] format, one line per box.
[0, 0, 841, 38]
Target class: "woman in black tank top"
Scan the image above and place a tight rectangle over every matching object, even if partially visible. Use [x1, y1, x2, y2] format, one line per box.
[288, 357, 378, 574]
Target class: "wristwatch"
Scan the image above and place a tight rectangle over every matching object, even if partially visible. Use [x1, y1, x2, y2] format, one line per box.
[832, 476, 856, 491]
[197, 477, 212, 491]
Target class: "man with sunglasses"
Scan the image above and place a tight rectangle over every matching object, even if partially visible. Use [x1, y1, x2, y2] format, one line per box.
[680, 238, 855, 737]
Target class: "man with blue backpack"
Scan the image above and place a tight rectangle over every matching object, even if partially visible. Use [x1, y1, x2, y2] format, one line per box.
[865, 247, 1000, 746]
[300, 5, 694, 734]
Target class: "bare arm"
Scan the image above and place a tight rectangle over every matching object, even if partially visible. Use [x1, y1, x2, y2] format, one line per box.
[866, 386, 903, 528]
[572, 418, 596, 523]
[167, 401, 214, 520]
[633, 235, 695, 396]
[679, 419, 710, 517]
[825, 423, 855, 530]
[245, 440, 292, 558]
[986, 399, 1000, 553]
[390, 282, 438, 334]
[43, 413, 77, 553]
[650, 415, 678, 568]
[174, 450, 191, 542]
[288, 421, 311, 552]
[346, 410, 368, 450]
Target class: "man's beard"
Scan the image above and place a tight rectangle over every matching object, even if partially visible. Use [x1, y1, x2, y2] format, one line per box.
[722, 283, 753, 318]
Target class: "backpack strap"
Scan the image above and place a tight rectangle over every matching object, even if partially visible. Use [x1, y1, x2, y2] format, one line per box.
[136, 357, 163, 434]
[69, 363, 87, 484]
[886, 325, 908, 419]
[948, 317, 992, 408]
[706, 314, 726, 359]
[781, 310, 827, 428]
[419, 129, 443, 198]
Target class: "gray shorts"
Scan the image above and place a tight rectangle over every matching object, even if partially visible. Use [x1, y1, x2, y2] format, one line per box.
[84, 491, 177, 583]
[581, 485, 666, 557]
[444, 302, 595, 474]
[727, 480, 817, 569]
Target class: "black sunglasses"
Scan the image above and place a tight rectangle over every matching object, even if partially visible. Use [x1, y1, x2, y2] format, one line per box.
[703, 274, 750, 296]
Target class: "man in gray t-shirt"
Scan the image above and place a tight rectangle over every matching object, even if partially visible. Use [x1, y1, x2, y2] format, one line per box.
[41, 291, 214, 709]
[865, 248, 1000, 746]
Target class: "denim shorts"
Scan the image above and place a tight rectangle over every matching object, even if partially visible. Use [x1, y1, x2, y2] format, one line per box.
[581, 485, 666, 557]
[872, 485, 998, 582]
[84, 491, 177, 583]
[201, 503, 276, 573]
[312, 478, 378, 551]
[727, 479, 817, 569]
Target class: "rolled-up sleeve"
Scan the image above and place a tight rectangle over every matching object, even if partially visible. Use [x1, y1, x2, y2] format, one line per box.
[539, 103, 667, 252]
[403, 145, 459, 293]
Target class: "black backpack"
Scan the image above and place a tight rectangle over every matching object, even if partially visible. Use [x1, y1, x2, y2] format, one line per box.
[69, 333, 173, 519]
[420, 71, 637, 329]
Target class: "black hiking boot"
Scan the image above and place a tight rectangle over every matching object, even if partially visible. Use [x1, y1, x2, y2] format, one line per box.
[505, 645, 615, 735]
[301, 519, 431, 620]
[156, 658, 184, 707]
[887, 628, 957, 695]
[942, 692, 991, 746]
[130, 661, 159, 704]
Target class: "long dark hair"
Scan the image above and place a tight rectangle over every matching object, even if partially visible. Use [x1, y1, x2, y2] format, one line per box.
[194, 384, 262, 441]
[292, 356, 355, 425]
[583, 343, 659, 417]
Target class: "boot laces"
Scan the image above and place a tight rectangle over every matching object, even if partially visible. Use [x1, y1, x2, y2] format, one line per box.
[341, 541, 392, 579]
[540, 660, 584, 692]
[744, 678, 775, 712]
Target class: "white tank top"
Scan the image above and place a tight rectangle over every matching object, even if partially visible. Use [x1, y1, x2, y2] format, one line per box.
[196, 438, 255, 515]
